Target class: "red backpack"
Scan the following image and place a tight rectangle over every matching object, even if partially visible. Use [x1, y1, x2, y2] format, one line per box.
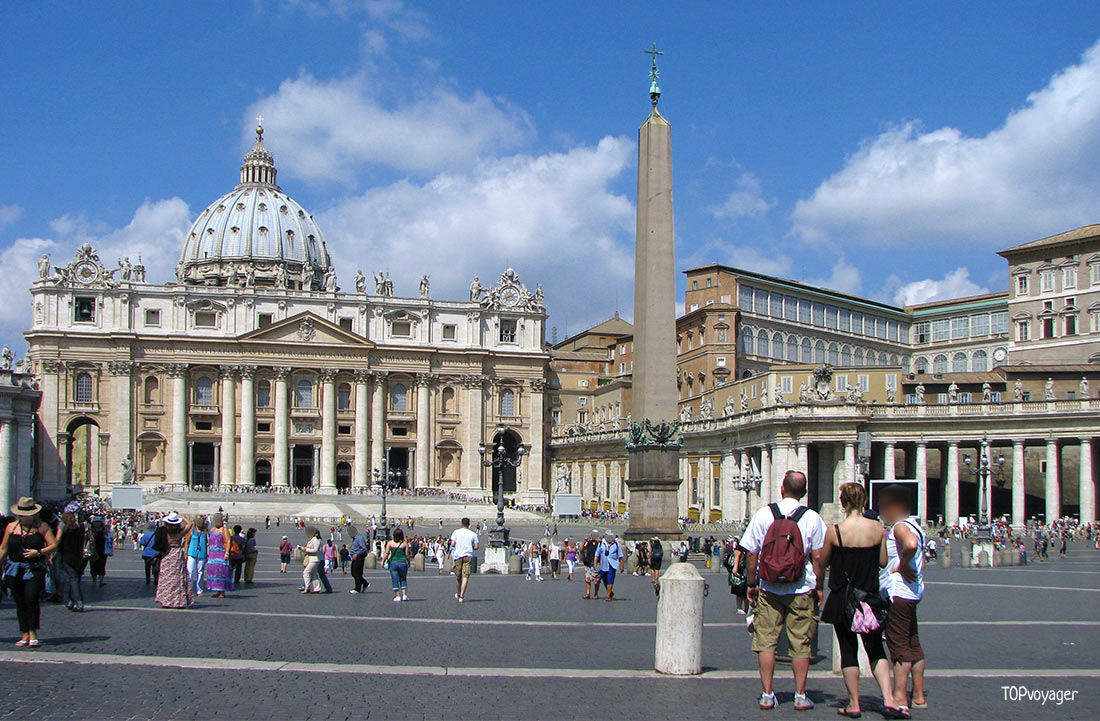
[758, 503, 810, 583]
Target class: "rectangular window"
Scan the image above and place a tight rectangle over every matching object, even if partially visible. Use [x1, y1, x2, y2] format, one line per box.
[338, 317, 353, 332]
[951, 317, 969, 339]
[551, 410, 560, 425]
[144, 309, 161, 326]
[689, 303, 699, 312]
[989, 392, 1002, 403]
[1067, 390, 1077, 401]
[716, 357, 726, 367]
[499, 319, 518, 343]
[338, 424, 352, 435]
[913, 321, 930, 344]
[932, 319, 950, 342]
[858, 374, 869, 392]
[839, 309, 851, 332]
[706, 277, 713, 288]
[756, 289, 769, 316]
[74, 297, 95, 323]
[812, 303, 825, 327]
[391, 321, 412, 337]
[850, 311, 863, 335]
[1043, 317, 1055, 338]
[1092, 312, 1100, 333]
[442, 324, 457, 341]
[781, 376, 793, 393]
[835, 374, 848, 391]
[256, 385, 270, 408]
[194, 311, 217, 327]
[971, 313, 989, 337]
[1065, 315, 1077, 336]
[936, 393, 948, 404]
[1064, 267, 1077, 289]
[876, 318, 888, 340]
[194, 421, 213, 431]
[337, 387, 351, 410]
[991, 311, 1009, 335]
[1041, 270, 1055, 293]
[958, 392, 973, 404]
[888, 320, 899, 342]
[1017, 320, 1030, 341]
[784, 297, 797, 321]
[619, 362, 626, 374]
[799, 300, 811, 324]
[692, 280, 698, 290]
[258, 313, 273, 328]
[1016, 275, 1030, 296]
[885, 374, 897, 390]
[1092, 264, 1100, 286]
[826, 306, 838, 329]
[257, 422, 271, 433]
[770, 293, 783, 317]
[738, 285, 753, 312]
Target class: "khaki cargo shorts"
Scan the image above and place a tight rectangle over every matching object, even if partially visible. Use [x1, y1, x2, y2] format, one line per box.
[752, 591, 817, 659]
[452, 556, 473, 578]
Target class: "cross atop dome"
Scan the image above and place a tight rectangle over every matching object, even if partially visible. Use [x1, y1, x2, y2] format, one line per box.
[240, 117, 278, 189]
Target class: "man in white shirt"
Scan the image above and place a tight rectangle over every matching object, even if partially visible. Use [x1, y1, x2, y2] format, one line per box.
[449, 517, 479, 602]
[741, 470, 827, 712]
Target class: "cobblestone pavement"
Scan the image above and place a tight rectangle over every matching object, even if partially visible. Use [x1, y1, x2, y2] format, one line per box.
[1, 525, 1097, 720]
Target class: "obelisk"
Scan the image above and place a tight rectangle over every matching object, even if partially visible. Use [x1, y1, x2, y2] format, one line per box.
[626, 44, 683, 540]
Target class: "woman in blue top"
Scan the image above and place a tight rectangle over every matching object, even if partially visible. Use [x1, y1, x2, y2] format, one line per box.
[186, 515, 209, 596]
[139, 522, 160, 586]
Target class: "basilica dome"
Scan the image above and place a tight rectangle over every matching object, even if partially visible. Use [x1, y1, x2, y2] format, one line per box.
[177, 124, 333, 290]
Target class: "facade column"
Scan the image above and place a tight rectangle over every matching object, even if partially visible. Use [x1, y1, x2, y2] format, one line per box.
[771, 442, 790, 499]
[187, 442, 194, 488]
[946, 441, 960, 526]
[212, 441, 221, 487]
[795, 442, 809, 477]
[914, 442, 928, 524]
[720, 451, 735, 522]
[238, 366, 256, 487]
[1046, 439, 1060, 522]
[319, 369, 337, 491]
[843, 440, 857, 488]
[883, 442, 896, 481]
[369, 371, 386, 478]
[0, 420, 14, 510]
[352, 370, 370, 488]
[414, 373, 433, 490]
[37, 361, 63, 497]
[218, 366, 236, 487]
[107, 360, 134, 486]
[1080, 438, 1095, 524]
[273, 367, 290, 488]
[524, 379, 547, 504]
[462, 375, 485, 492]
[1011, 440, 1026, 527]
[759, 445, 772, 508]
[167, 364, 188, 486]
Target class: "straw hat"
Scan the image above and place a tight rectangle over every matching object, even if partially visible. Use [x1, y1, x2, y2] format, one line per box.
[10, 497, 42, 517]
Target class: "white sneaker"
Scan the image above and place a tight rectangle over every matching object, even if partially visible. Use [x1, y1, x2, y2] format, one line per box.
[455, 593, 460, 600]
[759, 692, 777, 710]
[393, 597, 402, 602]
[793, 694, 814, 711]
[349, 590, 359, 595]
[458, 596, 465, 603]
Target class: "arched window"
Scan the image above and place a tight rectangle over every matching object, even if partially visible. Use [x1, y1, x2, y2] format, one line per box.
[840, 345, 852, 366]
[441, 386, 456, 414]
[933, 354, 949, 374]
[742, 328, 754, 355]
[75, 372, 93, 404]
[801, 338, 812, 363]
[828, 343, 839, 366]
[391, 383, 407, 412]
[757, 329, 768, 357]
[337, 383, 351, 410]
[500, 388, 516, 416]
[256, 380, 271, 408]
[814, 340, 826, 364]
[854, 348, 865, 366]
[971, 349, 989, 372]
[890, 354, 900, 366]
[295, 379, 313, 408]
[143, 376, 159, 404]
[194, 376, 213, 405]
[786, 336, 798, 362]
[952, 352, 968, 374]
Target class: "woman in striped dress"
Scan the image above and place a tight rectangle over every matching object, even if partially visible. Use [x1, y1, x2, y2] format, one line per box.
[205, 513, 234, 598]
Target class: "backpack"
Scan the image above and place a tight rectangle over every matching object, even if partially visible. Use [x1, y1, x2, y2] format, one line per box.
[758, 503, 810, 584]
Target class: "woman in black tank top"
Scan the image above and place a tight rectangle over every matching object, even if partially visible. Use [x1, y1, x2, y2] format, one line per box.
[0, 497, 59, 647]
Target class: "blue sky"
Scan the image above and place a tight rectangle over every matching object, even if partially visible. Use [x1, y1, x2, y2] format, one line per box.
[4, 1, 1100, 350]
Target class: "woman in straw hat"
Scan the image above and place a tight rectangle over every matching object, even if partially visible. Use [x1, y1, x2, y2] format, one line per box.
[0, 497, 59, 647]
[155, 513, 195, 609]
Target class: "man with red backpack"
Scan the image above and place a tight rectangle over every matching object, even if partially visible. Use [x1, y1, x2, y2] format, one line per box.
[742, 470, 827, 712]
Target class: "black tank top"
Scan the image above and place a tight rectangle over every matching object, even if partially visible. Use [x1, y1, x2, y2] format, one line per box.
[7, 524, 45, 561]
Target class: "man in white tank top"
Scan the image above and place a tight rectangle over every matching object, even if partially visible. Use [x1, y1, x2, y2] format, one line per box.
[878, 485, 928, 716]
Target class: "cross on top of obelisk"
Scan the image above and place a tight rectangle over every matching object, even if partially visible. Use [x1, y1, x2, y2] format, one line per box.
[645, 42, 663, 107]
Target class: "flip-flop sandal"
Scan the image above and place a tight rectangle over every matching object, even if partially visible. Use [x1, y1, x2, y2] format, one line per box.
[837, 710, 861, 719]
[28, 640, 40, 647]
[14, 640, 27, 647]
[911, 701, 928, 710]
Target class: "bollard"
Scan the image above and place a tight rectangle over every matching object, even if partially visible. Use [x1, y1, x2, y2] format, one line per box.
[960, 542, 972, 568]
[654, 562, 704, 675]
[413, 552, 426, 572]
[940, 547, 952, 569]
[625, 553, 639, 575]
[508, 553, 523, 575]
[364, 552, 377, 570]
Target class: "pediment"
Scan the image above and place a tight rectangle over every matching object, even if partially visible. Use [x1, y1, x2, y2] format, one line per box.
[238, 312, 374, 347]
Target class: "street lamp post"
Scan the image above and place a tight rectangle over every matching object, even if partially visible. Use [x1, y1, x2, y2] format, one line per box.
[372, 454, 406, 542]
[732, 469, 763, 526]
[963, 440, 1006, 543]
[478, 426, 526, 548]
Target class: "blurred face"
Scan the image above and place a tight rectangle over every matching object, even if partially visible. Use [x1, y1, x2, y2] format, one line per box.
[878, 501, 906, 525]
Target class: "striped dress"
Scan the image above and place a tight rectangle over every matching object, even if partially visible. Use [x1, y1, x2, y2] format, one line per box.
[206, 529, 234, 593]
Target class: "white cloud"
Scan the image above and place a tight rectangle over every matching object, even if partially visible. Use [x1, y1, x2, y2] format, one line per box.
[318, 136, 635, 331]
[0, 199, 191, 349]
[792, 38, 1100, 246]
[808, 258, 862, 296]
[247, 72, 533, 184]
[711, 171, 773, 220]
[891, 267, 988, 306]
[0, 204, 21, 230]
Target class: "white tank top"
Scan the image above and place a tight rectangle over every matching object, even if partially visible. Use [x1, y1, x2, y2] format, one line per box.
[886, 519, 925, 601]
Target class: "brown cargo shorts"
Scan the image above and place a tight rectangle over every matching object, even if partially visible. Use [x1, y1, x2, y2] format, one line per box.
[452, 556, 473, 578]
[752, 591, 818, 659]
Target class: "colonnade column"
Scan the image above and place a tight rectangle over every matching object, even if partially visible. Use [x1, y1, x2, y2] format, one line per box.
[795, 442, 808, 477]
[739, 449, 751, 520]
[352, 370, 370, 488]
[1080, 437, 1095, 524]
[319, 369, 337, 491]
[720, 451, 735, 522]
[772, 442, 790, 498]
[167, 364, 188, 486]
[1045, 439, 1060, 522]
[843, 440, 856, 490]
[883, 442, 896, 482]
[914, 441, 928, 524]
[414, 373, 433, 490]
[369, 371, 386, 478]
[219, 366, 236, 488]
[238, 366, 256, 487]
[1011, 439, 1026, 527]
[273, 367, 290, 488]
[759, 445, 772, 508]
[946, 441, 960, 526]
[0, 419, 14, 510]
